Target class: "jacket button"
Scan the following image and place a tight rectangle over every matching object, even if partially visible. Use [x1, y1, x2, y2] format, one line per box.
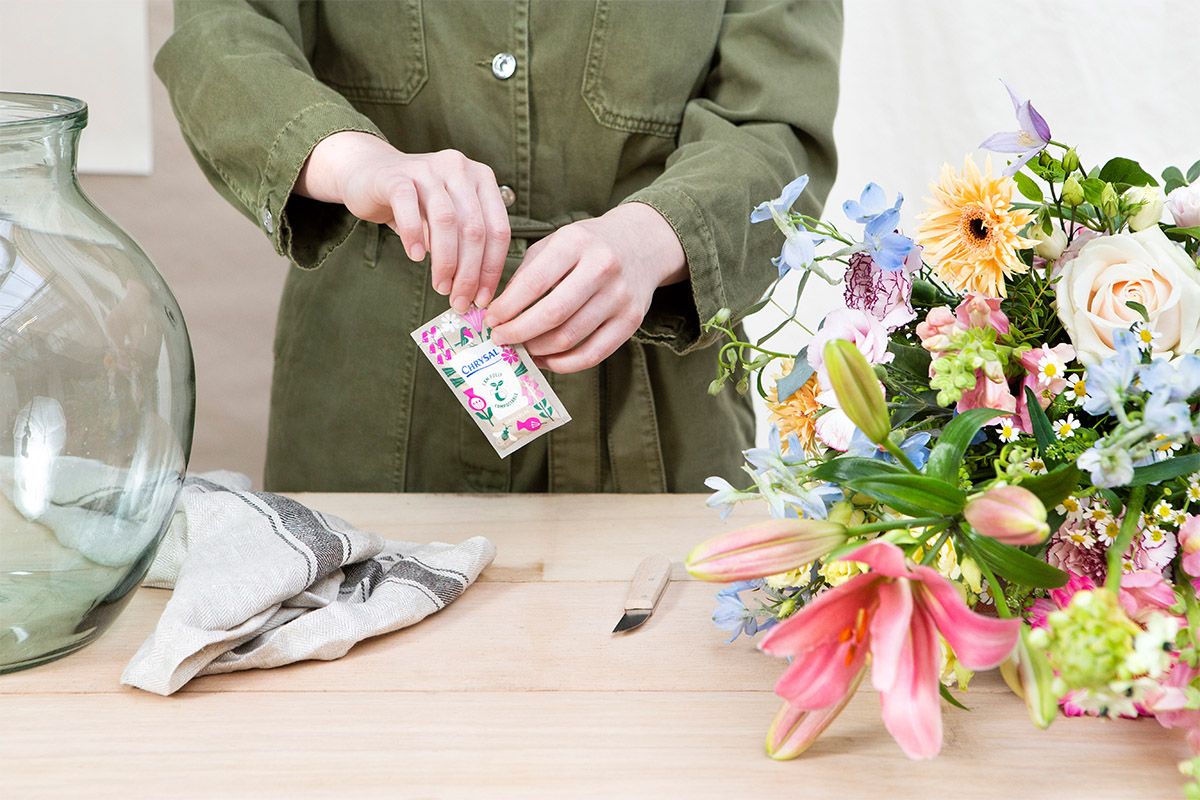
[491, 53, 516, 80]
[499, 185, 516, 208]
[261, 207, 274, 234]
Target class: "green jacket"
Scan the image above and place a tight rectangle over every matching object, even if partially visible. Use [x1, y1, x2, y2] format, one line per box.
[157, 0, 841, 493]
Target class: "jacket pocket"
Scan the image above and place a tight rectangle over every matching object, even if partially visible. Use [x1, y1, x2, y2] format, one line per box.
[581, 0, 723, 138]
[311, 0, 428, 105]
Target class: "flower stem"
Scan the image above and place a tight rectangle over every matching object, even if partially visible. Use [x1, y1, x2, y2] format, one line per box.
[921, 529, 953, 566]
[847, 516, 945, 535]
[962, 535, 1013, 619]
[882, 438, 921, 473]
[1105, 484, 1147, 592]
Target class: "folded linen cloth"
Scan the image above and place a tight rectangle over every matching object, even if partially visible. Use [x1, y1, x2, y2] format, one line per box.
[121, 471, 496, 695]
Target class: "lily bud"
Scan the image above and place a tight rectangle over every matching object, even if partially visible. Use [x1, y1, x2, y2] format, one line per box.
[1000, 624, 1059, 729]
[963, 484, 1050, 546]
[766, 666, 866, 759]
[823, 338, 891, 445]
[1124, 185, 1166, 232]
[1061, 177, 1084, 207]
[686, 518, 847, 582]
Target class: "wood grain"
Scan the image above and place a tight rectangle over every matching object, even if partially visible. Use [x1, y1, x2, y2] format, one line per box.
[0, 493, 1190, 797]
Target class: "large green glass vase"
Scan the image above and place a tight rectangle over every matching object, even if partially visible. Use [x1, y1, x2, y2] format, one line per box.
[0, 93, 194, 673]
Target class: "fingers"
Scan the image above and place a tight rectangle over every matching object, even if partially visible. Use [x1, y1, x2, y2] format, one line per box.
[495, 266, 607, 349]
[473, 176, 510, 308]
[422, 183, 459, 298]
[387, 179, 425, 262]
[536, 315, 641, 374]
[444, 180, 486, 314]
[485, 235, 580, 336]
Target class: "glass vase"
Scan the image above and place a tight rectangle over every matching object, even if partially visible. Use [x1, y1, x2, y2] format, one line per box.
[0, 93, 194, 673]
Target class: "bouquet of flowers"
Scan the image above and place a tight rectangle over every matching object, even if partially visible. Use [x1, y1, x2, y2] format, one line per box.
[691, 82, 1200, 792]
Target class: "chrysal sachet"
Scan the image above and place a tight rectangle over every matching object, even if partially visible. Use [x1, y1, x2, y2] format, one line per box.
[411, 305, 570, 457]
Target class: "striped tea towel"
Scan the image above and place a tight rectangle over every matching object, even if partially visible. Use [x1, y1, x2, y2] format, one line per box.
[121, 472, 495, 696]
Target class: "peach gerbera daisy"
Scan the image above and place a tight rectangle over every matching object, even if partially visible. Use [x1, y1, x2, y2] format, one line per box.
[915, 155, 1036, 298]
[766, 361, 821, 456]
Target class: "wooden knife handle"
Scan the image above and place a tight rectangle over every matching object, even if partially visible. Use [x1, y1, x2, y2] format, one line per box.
[625, 554, 672, 611]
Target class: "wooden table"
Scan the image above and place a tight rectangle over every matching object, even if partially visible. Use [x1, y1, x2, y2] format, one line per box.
[0, 494, 1190, 798]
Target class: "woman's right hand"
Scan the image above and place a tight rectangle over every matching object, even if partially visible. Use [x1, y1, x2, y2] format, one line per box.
[296, 131, 511, 312]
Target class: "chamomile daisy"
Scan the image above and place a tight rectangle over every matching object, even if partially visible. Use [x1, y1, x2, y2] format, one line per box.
[1131, 321, 1162, 352]
[1054, 414, 1080, 439]
[1154, 500, 1174, 521]
[1067, 375, 1087, 405]
[1038, 352, 1066, 382]
[997, 417, 1019, 443]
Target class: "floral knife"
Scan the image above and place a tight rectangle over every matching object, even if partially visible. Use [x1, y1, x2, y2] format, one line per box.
[612, 554, 672, 633]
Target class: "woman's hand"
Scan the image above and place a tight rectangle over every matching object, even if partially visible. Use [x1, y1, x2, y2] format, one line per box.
[484, 202, 688, 373]
[296, 131, 511, 312]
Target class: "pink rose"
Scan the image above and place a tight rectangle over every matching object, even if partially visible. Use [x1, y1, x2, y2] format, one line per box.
[807, 308, 892, 390]
[1167, 184, 1200, 229]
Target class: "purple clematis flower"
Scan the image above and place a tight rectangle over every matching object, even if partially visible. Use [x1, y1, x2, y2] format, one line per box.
[979, 80, 1051, 178]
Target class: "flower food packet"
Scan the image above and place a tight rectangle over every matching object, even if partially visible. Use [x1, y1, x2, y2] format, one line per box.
[411, 305, 570, 457]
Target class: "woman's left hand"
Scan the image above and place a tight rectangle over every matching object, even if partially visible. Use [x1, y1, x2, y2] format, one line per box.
[484, 202, 687, 373]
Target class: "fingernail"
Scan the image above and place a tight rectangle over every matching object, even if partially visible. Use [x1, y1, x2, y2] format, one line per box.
[451, 295, 470, 314]
[410, 244, 425, 261]
[435, 281, 451, 295]
[474, 287, 493, 308]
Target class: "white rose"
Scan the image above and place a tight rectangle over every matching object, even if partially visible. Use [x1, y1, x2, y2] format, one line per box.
[1123, 186, 1165, 232]
[1030, 223, 1068, 261]
[1167, 183, 1200, 229]
[1055, 226, 1200, 364]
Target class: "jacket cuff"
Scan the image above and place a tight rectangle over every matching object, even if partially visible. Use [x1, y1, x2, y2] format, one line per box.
[258, 102, 386, 270]
[620, 189, 726, 355]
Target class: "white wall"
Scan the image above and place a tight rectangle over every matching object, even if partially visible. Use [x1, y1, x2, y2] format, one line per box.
[744, 0, 1200, 443]
[0, 0, 151, 175]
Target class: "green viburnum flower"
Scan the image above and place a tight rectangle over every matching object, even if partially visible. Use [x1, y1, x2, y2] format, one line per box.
[1029, 590, 1180, 718]
[928, 327, 1027, 407]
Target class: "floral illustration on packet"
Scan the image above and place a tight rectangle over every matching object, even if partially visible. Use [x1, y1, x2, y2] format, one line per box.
[410, 305, 571, 457]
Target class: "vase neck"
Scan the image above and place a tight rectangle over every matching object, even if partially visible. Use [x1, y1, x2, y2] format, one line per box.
[0, 93, 87, 191]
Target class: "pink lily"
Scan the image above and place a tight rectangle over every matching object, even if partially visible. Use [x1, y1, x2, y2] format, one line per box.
[758, 539, 1019, 760]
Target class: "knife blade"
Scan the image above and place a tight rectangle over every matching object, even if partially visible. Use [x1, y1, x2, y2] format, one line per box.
[612, 554, 672, 633]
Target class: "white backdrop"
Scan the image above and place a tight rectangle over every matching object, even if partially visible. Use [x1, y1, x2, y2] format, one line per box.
[0, 0, 151, 175]
[744, 0, 1200, 444]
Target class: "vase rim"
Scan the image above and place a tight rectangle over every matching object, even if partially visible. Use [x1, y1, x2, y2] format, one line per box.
[0, 92, 87, 133]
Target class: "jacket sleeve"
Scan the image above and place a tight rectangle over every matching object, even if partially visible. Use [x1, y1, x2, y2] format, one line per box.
[623, 0, 842, 355]
[155, 0, 386, 269]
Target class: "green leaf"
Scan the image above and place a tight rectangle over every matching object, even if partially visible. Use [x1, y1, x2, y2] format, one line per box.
[1164, 165, 1186, 185]
[1082, 177, 1107, 206]
[887, 341, 932, 379]
[1019, 465, 1082, 511]
[843, 474, 967, 517]
[1097, 487, 1124, 517]
[1166, 178, 1188, 196]
[1166, 226, 1200, 240]
[925, 408, 1004, 484]
[1124, 301, 1149, 323]
[940, 683, 970, 712]
[1129, 453, 1200, 486]
[968, 532, 1069, 589]
[1023, 386, 1056, 462]
[774, 348, 813, 401]
[1099, 157, 1158, 188]
[1188, 159, 1200, 184]
[1013, 171, 1043, 203]
[809, 456, 905, 485]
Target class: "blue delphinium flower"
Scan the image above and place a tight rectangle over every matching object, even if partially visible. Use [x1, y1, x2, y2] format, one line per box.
[743, 425, 806, 475]
[979, 80, 1052, 178]
[712, 580, 776, 642]
[752, 175, 810, 224]
[843, 182, 902, 224]
[1077, 446, 1135, 489]
[1082, 329, 1141, 415]
[1142, 391, 1193, 438]
[750, 174, 827, 276]
[846, 429, 933, 471]
[704, 476, 754, 520]
[1141, 354, 1200, 402]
